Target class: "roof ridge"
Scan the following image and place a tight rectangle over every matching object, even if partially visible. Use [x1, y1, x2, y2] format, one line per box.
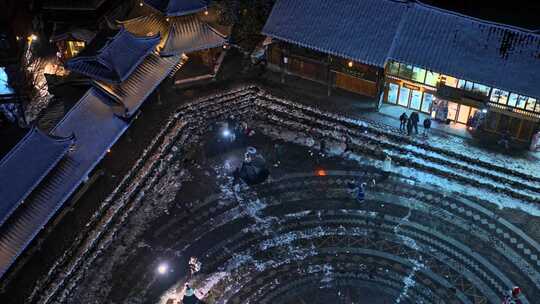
[0, 127, 72, 169]
[413, 0, 540, 35]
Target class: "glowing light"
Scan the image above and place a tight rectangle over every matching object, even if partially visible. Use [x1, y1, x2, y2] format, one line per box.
[222, 129, 231, 137]
[139, 2, 143, 6]
[204, 10, 209, 16]
[166, 18, 170, 22]
[347, 61, 353, 68]
[481, 109, 488, 113]
[107, 149, 111, 153]
[16, 36, 20, 41]
[27, 34, 38, 43]
[157, 263, 168, 274]
[316, 169, 327, 176]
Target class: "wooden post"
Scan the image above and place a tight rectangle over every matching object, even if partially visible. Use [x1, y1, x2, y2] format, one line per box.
[280, 48, 287, 84]
[326, 55, 332, 96]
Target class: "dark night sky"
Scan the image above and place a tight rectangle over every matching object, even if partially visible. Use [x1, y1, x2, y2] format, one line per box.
[424, 0, 540, 30]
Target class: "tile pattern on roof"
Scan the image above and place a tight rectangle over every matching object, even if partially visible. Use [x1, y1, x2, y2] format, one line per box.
[144, 0, 209, 17]
[0, 127, 73, 227]
[263, 0, 540, 98]
[65, 27, 160, 84]
[0, 51, 180, 278]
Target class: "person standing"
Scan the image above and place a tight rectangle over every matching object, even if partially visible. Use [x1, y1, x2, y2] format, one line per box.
[423, 118, 432, 137]
[381, 154, 392, 181]
[406, 118, 413, 136]
[410, 112, 420, 134]
[399, 112, 408, 131]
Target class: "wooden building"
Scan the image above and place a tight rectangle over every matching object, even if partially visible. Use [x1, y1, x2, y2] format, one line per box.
[263, 0, 540, 145]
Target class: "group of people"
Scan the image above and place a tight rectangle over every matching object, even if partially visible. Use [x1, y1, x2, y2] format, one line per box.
[399, 111, 431, 137]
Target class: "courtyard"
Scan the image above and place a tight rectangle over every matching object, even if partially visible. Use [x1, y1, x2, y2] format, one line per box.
[10, 85, 540, 304]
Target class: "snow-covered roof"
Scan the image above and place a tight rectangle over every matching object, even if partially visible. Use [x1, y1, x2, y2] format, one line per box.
[65, 27, 160, 84]
[144, 0, 209, 17]
[263, 0, 540, 98]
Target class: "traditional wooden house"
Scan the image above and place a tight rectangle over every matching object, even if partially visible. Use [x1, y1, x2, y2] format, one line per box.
[263, 0, 540, 145]
[0, 24, 181, 279]
[119, 0, 228, 85]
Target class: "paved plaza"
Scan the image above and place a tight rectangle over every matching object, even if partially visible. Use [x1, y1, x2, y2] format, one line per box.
[16, 86, 540, 304]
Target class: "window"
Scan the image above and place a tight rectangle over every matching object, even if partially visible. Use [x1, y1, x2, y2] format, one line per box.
[387, 83, 399, 104]
[398, 64, 414, 80]
[421, 92, 433, 113]
[498, 91, 509, 105]
[464, 81, 473, 91]
[490, 89, 501, 102]
[472, 84, 490, 96]
[526, 98, 536, 112]
[458, 79, 466, 89]
[67, 40, 86, 57]
[387, 61, 399, 75]
[491, 89, 509, 104]
[410, 90, 422, 110]
[412, 67, 426, 83]
[398, 86, 410, 107]
[443, 75, 459, 88]
[507, 93, 518, 107]
[425, 71, 439, 87]
[516, 95, 528, 109]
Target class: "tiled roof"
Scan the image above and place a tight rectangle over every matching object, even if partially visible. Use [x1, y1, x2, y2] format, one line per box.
[0, 88, 129, 278]
[0, 46, 180, 276]
[0, 127, 73, 227]
[144, 0, 209, 17]
[263, 0, 540, 98]
[388, 3, 540, 99]
[262, 0, 407, 67]
[65, 27, 160, 84]
[95, 53, 181, 116]
[120, 14, 227, 56]
[161, 15, 226, 56]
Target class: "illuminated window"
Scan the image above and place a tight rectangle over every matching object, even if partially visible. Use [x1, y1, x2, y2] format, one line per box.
[525, 98, 536, 112]
[421, 92, 433, 113]
[411, 67, 426, 83]
[398, 64, 413, 79]
[507, 93, 518, 107]
[387, 83, 399, 104]
[387, 61, 399, 75]
[490, 88, 508, 104]
[458, 79, 466, 89]
[425, 71, 439, 87]
[410, 89, 422, 110]
[472, 83, 490, 96]
[398, 86, 410, 107]
[442, 75, 458, 88]
[516, 95, 528, 109]
[498, 90, 509, 105]
[67, 40, 86, 58]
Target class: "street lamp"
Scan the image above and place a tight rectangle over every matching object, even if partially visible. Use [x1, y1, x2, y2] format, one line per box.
[157, 263, 169, 275]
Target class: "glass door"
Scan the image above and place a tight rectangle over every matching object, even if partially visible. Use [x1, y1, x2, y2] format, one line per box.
[410, 89, 422, 110]
[387, 83, 399, 104]
[447, 102, 459, 121]
[457, 105, 470, 124]
[398, 86, 410, 107]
